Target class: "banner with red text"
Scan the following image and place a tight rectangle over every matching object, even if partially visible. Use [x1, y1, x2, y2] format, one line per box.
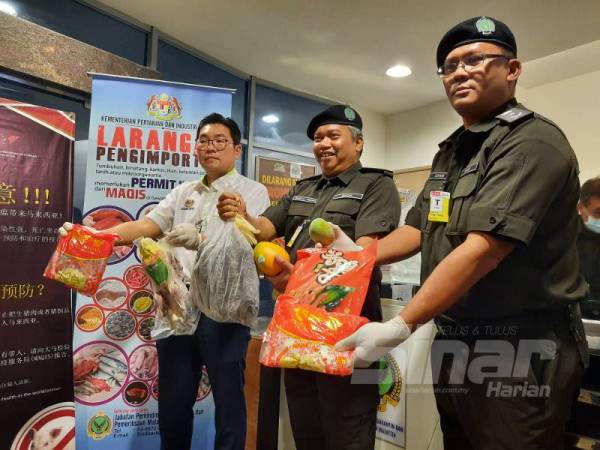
[255, 156, 316, 207]
[73, 74, 232, 449]
[0, 97, 76, 450]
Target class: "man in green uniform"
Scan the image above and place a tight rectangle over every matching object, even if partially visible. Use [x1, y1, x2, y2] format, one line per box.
[218, 104, 401, 449]
[336, 17, 589, 450]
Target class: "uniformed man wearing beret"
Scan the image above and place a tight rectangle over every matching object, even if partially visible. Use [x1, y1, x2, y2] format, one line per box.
[335, 17, 589, 449]
[218, 104, 401, 449]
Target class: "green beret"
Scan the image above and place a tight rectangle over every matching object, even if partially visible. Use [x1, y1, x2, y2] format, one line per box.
[436, 16, 517, 68]
[306, 105, 362, 140]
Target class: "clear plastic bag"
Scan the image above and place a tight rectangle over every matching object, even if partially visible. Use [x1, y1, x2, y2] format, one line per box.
[135, 237, 200, 339]
[190, 215, 259, 328]
[44, 225, 117, 295]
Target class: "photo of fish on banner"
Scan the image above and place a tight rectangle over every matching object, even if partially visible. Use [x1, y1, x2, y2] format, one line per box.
[44, 224, 118, 295]
[73, 342, 128, 403]
[259, 219, 377, 376]
[135, 237, 199, 340]
[189, 213, 262, 328]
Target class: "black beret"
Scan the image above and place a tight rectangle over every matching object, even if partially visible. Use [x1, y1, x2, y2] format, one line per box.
[306, 105, 362, 140]
[436, 16, 517, 68]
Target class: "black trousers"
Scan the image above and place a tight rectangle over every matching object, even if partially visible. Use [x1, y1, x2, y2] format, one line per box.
[284, 367, 380, 450]
[156, 314, 250, 450]
[432, 308, 588, 450]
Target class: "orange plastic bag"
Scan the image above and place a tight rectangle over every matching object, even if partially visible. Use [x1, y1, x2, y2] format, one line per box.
[44, 225, 118, 295]
[284, 241, 377, 315]
[259, 295, 368, 375]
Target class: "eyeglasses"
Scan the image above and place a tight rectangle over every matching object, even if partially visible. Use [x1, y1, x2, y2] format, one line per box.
[195, 138, 232, 151]
[437, 53, 511, 77]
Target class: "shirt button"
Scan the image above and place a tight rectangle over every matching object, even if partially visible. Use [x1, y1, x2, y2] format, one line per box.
[380, 220, 387, 226]
[489, 217, 497, 224]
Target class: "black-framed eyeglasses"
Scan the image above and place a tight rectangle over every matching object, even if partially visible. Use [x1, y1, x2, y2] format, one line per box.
[437, 53, 511, 77]
[195, 138, 232, 151]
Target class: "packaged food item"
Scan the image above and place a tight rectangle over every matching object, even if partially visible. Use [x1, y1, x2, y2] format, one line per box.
[260, 239, 378, 375]
[44, 225, 118, 295]
[136, 237, 199, 339]
[259, 295, 368, 375]
[284, 241, 377, 315]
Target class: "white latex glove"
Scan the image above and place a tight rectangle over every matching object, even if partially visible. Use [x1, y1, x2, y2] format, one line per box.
[58, 221, 96, 237]
[328, 223, 362, 251]
[165, 223, 203, 251]
[334, 316, 411, 368]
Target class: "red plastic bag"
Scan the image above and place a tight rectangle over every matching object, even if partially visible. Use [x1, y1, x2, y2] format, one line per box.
[284, 241, 377, 315]
[259, 295, 368, 375]
[44, 225, 118, 295]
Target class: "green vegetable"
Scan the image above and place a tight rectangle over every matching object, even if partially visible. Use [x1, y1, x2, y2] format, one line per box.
[145, 261, 169, 285]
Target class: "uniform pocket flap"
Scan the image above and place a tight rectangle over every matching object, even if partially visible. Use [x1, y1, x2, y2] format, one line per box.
[452, 173, 478, 199]
[325, 198, 361, 215]
[288, 201, 314, 217]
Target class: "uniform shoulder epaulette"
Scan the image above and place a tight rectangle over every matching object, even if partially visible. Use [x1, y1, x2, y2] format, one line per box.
[495, 106, 534, 124]
[531, 113, 568, 140]
[360, 167, 394, 178]
[296, 174, 321, 183]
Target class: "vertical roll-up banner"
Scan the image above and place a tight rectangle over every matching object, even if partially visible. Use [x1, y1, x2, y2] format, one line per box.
[73, 74, 233, 449]
[0, 98, 76, 450]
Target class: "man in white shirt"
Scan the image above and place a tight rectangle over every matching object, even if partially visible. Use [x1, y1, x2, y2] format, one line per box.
[61, 113, 269, 450]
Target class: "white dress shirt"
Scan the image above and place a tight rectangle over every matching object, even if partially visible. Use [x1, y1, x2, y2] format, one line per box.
[146, 169, 270, 279]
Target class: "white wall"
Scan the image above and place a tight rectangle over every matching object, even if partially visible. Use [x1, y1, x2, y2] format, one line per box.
[356, 105, 387, 169]
[385, 100, 459, 171]
[519, 70, 600, 183]
[384, 71, 600, 183]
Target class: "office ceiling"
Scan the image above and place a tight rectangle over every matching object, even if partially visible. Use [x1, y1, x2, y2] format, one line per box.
[98, 0, 600, 114]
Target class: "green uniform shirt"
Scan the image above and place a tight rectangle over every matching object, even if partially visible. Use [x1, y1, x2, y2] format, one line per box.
[405, 99, 588, 321]
[262, 162, 401, 321]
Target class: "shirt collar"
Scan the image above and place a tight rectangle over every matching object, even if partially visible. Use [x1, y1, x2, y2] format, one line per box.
[197, 167, 238, 193]
[317, 162, 363, 189]
[438, 98, 519, 150]
[467, 98, 519, 133]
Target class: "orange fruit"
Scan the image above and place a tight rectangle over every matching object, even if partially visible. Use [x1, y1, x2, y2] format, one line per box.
[253, 242, 291, 276]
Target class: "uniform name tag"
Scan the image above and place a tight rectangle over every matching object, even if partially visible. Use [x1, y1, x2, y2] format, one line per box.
[429, 172, 448, 181]
[428, 191, 451, 223]
[460, 163, 479, 176]
[332, 193, 364, 200]
[291, 195, 317, 204]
